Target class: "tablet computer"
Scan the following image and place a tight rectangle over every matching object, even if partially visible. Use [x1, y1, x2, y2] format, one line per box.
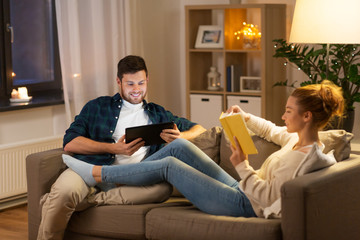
[125, 122, 175, 146]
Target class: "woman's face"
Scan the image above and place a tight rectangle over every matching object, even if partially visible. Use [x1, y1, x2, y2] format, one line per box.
[282, 96, 307, 133]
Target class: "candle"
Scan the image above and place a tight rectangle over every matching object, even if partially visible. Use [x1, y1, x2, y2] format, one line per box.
[11, 89, 19, 99]
[18, 87, 29, 99]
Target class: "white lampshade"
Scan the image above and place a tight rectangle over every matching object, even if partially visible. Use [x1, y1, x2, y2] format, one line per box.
[289, 0, 360, 44]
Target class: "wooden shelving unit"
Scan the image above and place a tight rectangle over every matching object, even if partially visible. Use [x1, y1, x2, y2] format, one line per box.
[185, 4, 287, 126]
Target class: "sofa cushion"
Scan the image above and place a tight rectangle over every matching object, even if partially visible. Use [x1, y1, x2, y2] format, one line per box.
[66, 201, 191, 239]
[189, 126, 222, 164]
[319, 130, 353, 161]
[145, 206, 282, 240]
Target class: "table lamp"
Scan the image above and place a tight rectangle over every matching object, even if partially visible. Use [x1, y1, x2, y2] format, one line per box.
[289, 0, 360, 77]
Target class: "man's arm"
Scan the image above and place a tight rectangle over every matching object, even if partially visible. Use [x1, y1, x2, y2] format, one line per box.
[64, 135, 145, 156]
[178, 124, 206, 139]
[160, 124, 206, 143]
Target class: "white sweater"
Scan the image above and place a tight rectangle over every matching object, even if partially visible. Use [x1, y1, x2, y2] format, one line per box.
[235, 114, 336, 218]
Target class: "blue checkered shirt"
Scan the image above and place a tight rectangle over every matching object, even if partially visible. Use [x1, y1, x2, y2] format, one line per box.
[63, 93, 197, 165]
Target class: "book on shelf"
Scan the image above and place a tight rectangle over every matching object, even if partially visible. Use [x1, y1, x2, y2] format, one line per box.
[219, 112, 258, 155]
[226, 64, 243, 92]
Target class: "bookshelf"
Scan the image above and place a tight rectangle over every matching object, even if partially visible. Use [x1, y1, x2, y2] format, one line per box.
[185, 4, 287, 126]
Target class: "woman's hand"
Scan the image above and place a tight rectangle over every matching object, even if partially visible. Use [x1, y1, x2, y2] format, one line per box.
[226, 105, 251, 122]
[230, 136, 248, 167]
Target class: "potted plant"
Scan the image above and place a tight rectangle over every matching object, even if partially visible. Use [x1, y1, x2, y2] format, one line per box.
[272, 39, 360, 132]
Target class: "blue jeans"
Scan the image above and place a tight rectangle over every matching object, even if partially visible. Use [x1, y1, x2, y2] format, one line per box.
[102, 138, 256, 217]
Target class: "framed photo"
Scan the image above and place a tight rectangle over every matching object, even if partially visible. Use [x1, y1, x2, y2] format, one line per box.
[240, 76, 261, 93]
[195, 25, 224, 48]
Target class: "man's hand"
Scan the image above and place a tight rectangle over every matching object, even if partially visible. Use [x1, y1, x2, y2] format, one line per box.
[229, 136, 248, 167]
[111, 135, 145, 156]
[160, 124, 181, 143]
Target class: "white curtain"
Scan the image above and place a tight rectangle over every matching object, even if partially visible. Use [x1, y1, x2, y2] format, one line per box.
[55, 0, 143, 124]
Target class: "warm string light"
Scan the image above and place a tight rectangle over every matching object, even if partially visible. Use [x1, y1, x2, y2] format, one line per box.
[234, 22, 261, 49]
[274, 42, 348, 80]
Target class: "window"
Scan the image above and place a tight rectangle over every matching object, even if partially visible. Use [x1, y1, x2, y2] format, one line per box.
[0, 0, 62, 102]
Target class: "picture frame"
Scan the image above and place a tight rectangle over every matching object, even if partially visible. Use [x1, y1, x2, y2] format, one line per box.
[240, 76, 261, 93]
[195, 25, 224, 48]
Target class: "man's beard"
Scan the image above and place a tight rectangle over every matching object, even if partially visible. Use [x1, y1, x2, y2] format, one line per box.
[120, 89, 146, 104]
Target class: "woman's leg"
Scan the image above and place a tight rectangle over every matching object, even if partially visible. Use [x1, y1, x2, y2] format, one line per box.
[102, 156, 256, 217]
[144, 139, 238, 188]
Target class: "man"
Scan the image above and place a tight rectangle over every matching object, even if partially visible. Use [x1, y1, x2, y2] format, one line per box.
[38, 55, 206, 240]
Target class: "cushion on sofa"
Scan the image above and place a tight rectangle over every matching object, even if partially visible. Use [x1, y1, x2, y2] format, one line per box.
[145, 205, 282, 240]
[66, 201, 191, 239]
[319, 130, 353, 161]
[189, 126, 222, 164]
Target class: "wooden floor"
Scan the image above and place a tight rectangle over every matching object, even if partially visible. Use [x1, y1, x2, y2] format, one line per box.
[0, 204, 28, 240]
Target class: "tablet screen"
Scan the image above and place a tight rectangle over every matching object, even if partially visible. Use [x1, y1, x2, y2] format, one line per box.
[125, 122, 174, 146]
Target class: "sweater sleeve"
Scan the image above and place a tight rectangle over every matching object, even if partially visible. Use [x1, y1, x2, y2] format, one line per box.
[246, 114, 294, 147]
[234, 114, 302, 215]
[235, 146, 305, 214]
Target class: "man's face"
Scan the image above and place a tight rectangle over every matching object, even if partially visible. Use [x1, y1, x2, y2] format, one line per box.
[117, 70, 148, 104]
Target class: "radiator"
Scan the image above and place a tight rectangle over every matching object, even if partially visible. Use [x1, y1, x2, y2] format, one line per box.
[0, 136, 63, 204]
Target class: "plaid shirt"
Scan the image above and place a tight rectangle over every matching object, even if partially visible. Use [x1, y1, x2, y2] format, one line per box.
[63, 93, 197, 165]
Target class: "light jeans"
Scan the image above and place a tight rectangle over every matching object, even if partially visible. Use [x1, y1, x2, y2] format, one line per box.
[102, 138, 256, 217]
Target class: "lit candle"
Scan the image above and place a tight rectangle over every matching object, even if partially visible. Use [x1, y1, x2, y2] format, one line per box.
[11, 89, 19, 99]
[18, 87, 29, 99]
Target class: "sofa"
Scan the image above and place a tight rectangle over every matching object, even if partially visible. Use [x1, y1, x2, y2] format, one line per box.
[26, 127, 360, 240]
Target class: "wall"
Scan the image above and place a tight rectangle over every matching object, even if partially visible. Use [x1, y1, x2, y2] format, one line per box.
[0, 105, 67, 145]
[139, 0, 228, 117]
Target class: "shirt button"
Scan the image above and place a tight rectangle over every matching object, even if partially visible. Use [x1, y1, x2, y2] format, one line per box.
[115, 116, 118, 119]
[118, 105, 121, 108]
[110, 130, 113, 133]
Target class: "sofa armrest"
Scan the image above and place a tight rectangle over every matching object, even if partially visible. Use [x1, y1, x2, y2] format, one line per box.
[281, 155, 360, 240]
[26, 148, 67, 240]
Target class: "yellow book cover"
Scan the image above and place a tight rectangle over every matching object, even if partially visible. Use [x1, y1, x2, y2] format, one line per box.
[219, 112, 258, 155]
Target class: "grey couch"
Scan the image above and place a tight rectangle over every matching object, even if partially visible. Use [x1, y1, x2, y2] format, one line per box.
[26, 127, 360, 240]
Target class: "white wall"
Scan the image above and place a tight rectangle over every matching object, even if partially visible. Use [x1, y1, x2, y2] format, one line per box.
[0, 105, 67, 145]
[139, 0, 229, 117]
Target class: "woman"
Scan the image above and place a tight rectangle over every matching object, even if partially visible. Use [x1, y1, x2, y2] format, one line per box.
[63, 80, 344, 218]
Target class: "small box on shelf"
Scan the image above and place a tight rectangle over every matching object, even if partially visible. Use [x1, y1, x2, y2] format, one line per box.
[227, 95, 261, 117]
[190, 94, 223, 129]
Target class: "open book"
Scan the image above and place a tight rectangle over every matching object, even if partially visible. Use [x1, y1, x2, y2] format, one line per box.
[219, 112, 258, 155]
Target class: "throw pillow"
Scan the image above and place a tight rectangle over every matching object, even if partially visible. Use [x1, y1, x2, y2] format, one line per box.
[189, 126, 222, 164]
[319, 130, 353, 161]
